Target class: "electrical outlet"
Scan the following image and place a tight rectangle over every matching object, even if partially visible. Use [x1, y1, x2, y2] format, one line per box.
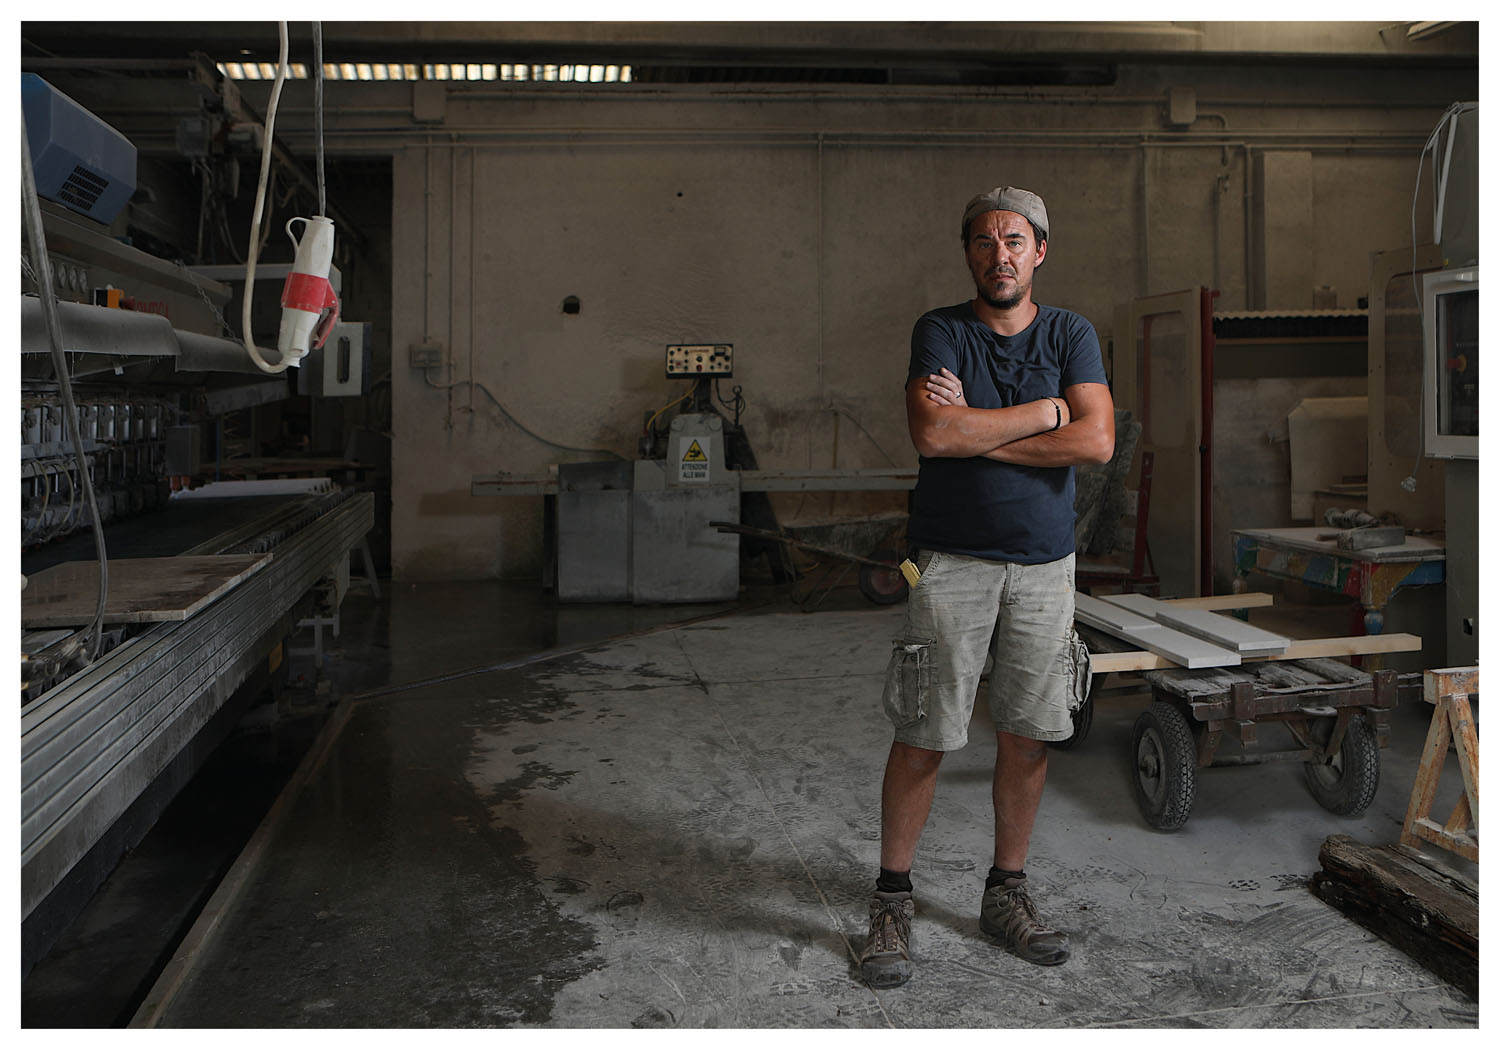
[666, 343, 733, 377]
[409, 340, 445, 368]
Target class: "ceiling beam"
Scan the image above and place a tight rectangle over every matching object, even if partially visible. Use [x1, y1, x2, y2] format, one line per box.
[21, 20, 1479, 69]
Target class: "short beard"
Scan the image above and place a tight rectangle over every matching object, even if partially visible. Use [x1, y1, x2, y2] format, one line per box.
[978, 287, 1025, 310]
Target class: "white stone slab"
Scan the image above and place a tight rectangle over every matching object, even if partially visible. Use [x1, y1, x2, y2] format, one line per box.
[1074, 592, 1158, 632]
[1100, 592, 1289, 655]
[1158, 607, 1289, 655]
[1097, 592, 1176, 618]
[1075, 593, 1242, 668]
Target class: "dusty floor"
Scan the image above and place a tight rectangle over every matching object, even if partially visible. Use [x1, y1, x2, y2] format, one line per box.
[117, 581, 1478, 1028]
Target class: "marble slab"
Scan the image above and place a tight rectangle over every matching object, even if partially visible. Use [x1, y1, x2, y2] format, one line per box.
[21, 554, 272, 627]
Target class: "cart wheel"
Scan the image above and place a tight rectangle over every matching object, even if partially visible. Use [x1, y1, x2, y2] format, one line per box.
[1303, 713, 1380, 816]
[1132, 701, 1198, 830]
[857, 549, 909, 605]
[1049, 675, 1096, 751]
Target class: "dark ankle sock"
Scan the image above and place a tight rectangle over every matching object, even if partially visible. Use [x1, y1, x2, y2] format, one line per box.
[876, 868, 913, 894]
[985, 866, 1025, 890]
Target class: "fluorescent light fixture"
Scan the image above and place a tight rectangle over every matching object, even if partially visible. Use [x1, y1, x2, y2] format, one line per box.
[218, 60, 632, 83]
[1407, 21, 1458, 40]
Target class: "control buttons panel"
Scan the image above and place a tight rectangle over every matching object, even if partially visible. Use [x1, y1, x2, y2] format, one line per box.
[665, 344, 733, 377]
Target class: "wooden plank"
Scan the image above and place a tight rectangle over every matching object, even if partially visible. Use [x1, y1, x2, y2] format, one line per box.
[1160, 592, 1275, 610]
[1263, 633, 1423, 661]
[1310, 834, 1477, 999]
[1141, 657, 1371, 702]
[1100, 591, 1290, 655]
[1087, 650, 1194, 673]
[1447, 698, 1479, 835]
[1443, 795, 1474, 836]
[1400, 700, 1453, 852]
[1409, 819, 1478, 861]
[20, 555, 272, 627]
[1075, 593, 1241, 669]
[1424, 666, 1479, 703]
[1275, 656, 1372, 686]
[1087, 633, 1423, 674]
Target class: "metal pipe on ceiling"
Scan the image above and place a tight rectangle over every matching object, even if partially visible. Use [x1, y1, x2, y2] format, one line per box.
[112, 123, 1437, 155]
[81, 91, 1463, 123]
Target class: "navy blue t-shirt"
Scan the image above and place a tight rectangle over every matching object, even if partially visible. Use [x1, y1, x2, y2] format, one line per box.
[905, 302, 1108, 564]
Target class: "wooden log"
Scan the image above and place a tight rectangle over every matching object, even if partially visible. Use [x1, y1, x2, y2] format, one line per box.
[1309, 833, 1477, 999]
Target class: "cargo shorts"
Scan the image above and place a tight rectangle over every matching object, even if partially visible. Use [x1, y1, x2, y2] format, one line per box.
[880, 549, 1091, 750]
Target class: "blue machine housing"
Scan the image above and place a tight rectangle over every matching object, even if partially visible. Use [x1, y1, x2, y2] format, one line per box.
[22, 73, 137, 225]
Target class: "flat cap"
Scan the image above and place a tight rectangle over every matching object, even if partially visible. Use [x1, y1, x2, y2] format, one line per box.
[961, 186, 1049, 242]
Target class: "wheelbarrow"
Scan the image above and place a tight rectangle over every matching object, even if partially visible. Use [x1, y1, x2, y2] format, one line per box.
[708, 520, 908, 610]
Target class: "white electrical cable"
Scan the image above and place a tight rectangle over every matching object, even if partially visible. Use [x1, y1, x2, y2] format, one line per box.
[20, 118, 110, 663]
[240, 21, 292, 374]
[1408, 102, 1476, 291]
[1433, 104, 1476, 246]
[1401, 101, 1477, 491]
[313, 22, 326, 218]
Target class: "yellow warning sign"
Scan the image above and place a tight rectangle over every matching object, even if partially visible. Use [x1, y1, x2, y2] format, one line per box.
[679, 437, 710, 482]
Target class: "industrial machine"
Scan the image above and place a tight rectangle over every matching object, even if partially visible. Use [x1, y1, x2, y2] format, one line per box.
[20, 61, 376, 974]
[541, 343, 752, 603]
[1422, 265, 1479, 665]
[473, 343, 916, 603]
[1224, 100, 1478, 670]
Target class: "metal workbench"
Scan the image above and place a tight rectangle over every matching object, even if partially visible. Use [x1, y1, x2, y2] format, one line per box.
[1232, 526, 1445, 636]
[21, 486, 374, 969]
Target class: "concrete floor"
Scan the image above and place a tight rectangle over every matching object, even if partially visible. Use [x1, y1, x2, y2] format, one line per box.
[118, 580, 1477, 1028]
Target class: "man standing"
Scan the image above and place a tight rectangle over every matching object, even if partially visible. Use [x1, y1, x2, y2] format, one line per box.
[859, 186, 1115, 988]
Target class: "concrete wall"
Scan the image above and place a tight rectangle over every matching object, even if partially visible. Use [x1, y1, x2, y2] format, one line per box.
[1211, 375, 1367, 595]
[384, 63, 1474, 580]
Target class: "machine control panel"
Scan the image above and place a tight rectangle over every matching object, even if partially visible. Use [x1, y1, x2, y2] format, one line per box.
[665, 343, 733, 377]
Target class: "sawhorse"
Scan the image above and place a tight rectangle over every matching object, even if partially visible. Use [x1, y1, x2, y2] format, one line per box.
[1400, 666, 1479, 862]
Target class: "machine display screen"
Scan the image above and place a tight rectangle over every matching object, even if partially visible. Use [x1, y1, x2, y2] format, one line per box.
[1436, 286, 1478, 437]
[1422, 267, 1479, 459]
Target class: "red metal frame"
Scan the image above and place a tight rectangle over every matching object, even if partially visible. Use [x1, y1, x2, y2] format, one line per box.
[1077, 449, 1160, 595]
[1130, 450, 1157, 586]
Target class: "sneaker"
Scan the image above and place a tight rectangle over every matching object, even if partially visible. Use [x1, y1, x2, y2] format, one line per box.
[979, 875, 1070, 966]
[858, 890, 915, 988]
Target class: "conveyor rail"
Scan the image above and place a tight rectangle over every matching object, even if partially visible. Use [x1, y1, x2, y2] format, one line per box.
[21, 490, 374, 922]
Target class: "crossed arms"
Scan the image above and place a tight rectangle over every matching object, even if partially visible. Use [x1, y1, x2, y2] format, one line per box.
[905, 367, 1115, 467]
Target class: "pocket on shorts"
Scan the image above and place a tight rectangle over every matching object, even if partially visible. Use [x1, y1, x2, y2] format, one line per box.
[1066, 627, 1092, 713]
[908, 550, 943, 595]
[882, 638, 935, 728]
